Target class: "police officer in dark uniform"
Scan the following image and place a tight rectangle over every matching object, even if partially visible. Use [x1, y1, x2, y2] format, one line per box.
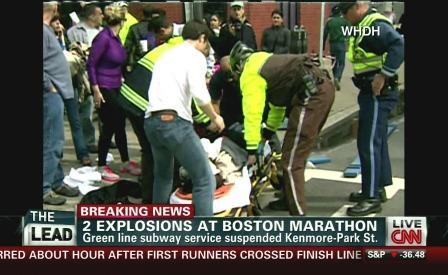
[339, 2, 404, 216]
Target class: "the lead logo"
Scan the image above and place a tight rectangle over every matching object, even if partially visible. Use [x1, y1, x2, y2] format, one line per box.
[386, 217, 427, 246]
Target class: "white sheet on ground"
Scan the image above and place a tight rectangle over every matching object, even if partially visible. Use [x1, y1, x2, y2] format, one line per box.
[63, 167, 102, 195]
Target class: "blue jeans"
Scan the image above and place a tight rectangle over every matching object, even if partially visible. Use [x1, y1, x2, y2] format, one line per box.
[64, 88, 89, 160]
[144, 115, 215, 216]
[79, 94, 96, 146]
[43, 92, 65, 195]
[357, 87, 398, 199]
[330, 42, 346, 82]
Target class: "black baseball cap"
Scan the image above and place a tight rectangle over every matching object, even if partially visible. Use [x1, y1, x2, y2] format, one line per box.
[338, 2, 356, 15]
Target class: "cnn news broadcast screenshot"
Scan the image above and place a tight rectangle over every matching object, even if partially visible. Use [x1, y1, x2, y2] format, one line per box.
[1, 0, 446, 267]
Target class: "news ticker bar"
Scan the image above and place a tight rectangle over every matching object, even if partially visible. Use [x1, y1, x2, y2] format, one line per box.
[1, 247, 446, 262]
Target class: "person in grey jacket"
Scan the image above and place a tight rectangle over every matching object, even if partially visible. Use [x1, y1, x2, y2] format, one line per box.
[43, 2, 80, 205]
[67, 4, 103, 47]
[261, 9, 290, 54]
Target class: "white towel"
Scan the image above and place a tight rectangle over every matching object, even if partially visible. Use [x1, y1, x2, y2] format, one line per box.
[63, 167, 102, 195]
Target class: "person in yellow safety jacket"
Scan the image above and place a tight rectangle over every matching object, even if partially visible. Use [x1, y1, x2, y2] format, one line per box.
[229, 41, 335, 215]
[338, 2, 404, 217]
[111, 1, 138, 46]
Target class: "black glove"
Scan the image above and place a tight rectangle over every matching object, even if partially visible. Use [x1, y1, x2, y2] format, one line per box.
[262, 128, 276, 140]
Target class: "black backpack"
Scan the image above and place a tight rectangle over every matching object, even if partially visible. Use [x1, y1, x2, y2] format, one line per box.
[80, 180, 142, 204]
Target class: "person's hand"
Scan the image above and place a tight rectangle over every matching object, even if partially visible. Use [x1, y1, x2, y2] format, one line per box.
[94, 92, 105, 107]
[92, 85, 105, 107]
[372, 73, 386, 96]
[247, 154, 257, 165]
[210, 115, 225, 133]
[206, 122, 218, 132]
[229, 25, 236, 36]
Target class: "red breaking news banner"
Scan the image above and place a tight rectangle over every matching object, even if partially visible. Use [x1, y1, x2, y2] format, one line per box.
[76, 205, 194, 219]
[0, 247, 446, 262]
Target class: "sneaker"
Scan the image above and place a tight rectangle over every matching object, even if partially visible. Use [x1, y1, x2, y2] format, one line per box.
[99, 166, 120, 183]
[120, 160, 141, 176]
[53, 184, 80, 197]
[43, 191, 66, 205]
[268, 198, 289, 211]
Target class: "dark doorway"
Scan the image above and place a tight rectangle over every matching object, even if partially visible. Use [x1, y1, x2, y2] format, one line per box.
[203, 2, 228, 23]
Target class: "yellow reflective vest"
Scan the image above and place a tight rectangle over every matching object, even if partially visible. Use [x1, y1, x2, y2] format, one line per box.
[240, 52, 286, 151]
[348, 12, 392, 75]
[119, 12, 139, 45]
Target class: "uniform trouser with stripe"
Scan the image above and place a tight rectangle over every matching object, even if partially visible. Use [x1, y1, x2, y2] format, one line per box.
[281, 79, 335, 215]
[357, 88, 398, 198]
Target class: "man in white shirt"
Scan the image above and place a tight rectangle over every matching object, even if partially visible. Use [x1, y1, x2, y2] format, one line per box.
[144, 20, 225, 216]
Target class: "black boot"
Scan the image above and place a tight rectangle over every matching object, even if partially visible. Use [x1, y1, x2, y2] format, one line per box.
[347, 198, 382, 216]
[349, 187, 387, 203]
[268, 197, 289, 211]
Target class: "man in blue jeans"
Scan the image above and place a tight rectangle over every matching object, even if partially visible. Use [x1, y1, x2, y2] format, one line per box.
[64, 88, 92, 166]
[43, 2, 80, 205]
[144, 21, 224, 216]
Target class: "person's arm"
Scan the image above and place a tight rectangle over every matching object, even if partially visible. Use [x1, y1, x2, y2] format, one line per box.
[212, 100, 221, 114]
[277, 28, 291, 54]
[43, 27, 56, 93]
[249, 25, 257, 50]
[66, 27, 75, 46]
[124, 25, 137, 71]
[86, 32, 108, 105]
[198, 103, 225, 132]
[218, 24, 239, 56]
[188, 55, 224, 131]
[263, 103, 286, 140]
[360, 21, 404, 77]
[209, 72, 224, 114]
[261, 29, 268, 52]
[241, 73, 267, 155]
[87, 33, 108, 87]
[360, 21, 404, 94]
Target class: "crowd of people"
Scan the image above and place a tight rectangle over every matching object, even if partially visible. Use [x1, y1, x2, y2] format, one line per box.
[43, 1, 404, 217]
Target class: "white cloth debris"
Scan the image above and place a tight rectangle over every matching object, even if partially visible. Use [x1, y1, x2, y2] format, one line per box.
[200, 138, 223, 160]
[170, 167, 251, 214]
[95, 153, 114, 164]
[63, 166, 102, 195]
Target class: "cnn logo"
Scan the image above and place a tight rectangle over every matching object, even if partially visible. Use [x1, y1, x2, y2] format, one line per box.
[386, 217, 427, 246]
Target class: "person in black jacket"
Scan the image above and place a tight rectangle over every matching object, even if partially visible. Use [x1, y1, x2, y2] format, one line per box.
[124, 7, 166, 72]
[261, 9, 290, 54]
[216, 1, 257, 60]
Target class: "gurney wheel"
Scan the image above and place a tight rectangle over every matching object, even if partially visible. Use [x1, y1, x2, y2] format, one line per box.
[247, 204, 263, 216]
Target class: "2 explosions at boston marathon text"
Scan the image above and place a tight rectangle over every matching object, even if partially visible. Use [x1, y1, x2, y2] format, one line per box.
[79, 218, 381, 246]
